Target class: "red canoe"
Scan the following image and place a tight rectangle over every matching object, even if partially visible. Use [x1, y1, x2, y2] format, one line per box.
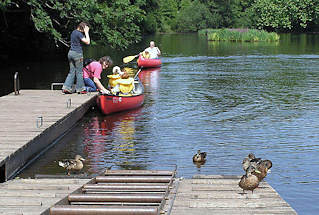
[96, 80, 144, 115]
[137, 55, 161, 68]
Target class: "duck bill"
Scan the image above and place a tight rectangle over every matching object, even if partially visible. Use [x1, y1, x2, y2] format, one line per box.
[254, 170, 261, 174]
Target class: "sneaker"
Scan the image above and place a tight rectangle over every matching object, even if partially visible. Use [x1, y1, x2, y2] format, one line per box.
[77, 90, 87, 94]
[62, 89, 72, 94]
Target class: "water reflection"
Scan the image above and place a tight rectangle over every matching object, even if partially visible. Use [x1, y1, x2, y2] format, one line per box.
[83, 108, 145, 174]
[139, 67, 160, 96]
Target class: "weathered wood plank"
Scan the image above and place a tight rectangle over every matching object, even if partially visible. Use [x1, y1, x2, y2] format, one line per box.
[176, 192, 279, 199]
[0, 197, 62, 206]
[170, 207, 296, 215]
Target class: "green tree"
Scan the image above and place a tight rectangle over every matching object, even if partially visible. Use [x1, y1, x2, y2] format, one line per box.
[247, 0, 319, 31]
[1, 0, 145, 49]
[158, 0, 179, 32]
[175, 0, 220, 32]
[140, 0, 159, 33]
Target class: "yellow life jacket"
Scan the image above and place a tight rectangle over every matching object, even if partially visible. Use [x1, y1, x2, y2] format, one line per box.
[142, 51, 150, 59]
[115, 78, 134, 94]
[107, 74, 121, 87]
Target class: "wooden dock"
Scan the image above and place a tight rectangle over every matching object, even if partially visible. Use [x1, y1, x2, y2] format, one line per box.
[0, 178, 90, 215]
[0, 90, 97, 181]
[168, 175, 297, 215]
[0, 174, 297, 215]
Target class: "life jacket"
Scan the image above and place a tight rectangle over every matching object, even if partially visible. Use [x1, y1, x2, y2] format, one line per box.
[115, 78, 134, 94]
[142, 51, 150, 59]
[107, 74, 121, 88]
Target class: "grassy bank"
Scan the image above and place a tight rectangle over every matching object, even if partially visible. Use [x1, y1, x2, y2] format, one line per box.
[198, 29, 280, 42]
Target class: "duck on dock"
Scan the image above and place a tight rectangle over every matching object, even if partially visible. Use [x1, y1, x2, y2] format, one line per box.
[193, 150, 207, 163]
[242, 153, 262, 171]
[242, 153, 273, 182]
[254, 159, 272, 181]
[239, 165, 261, 194]
[58, 155, 85, 175]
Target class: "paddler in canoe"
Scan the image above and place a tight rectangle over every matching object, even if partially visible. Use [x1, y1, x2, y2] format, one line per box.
[122, 41, 161, 64]
[143, 41, 161, 59]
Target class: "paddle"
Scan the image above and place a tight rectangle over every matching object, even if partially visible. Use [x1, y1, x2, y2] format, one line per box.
[123, 54, 139, 64]
[134, 67, 143, 80]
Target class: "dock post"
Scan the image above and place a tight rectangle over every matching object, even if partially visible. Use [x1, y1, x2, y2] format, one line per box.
[14, 72, 20, 95]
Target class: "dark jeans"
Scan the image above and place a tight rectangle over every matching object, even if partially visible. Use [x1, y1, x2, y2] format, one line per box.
[84, 78, 97, 92]
[62, 50, 86, 92]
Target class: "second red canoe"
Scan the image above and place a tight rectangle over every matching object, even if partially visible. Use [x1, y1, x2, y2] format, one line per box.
[137, 55, 161, 68]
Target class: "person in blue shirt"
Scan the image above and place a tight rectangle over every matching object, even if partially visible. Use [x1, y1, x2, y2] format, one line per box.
[62, 22, 90, 94]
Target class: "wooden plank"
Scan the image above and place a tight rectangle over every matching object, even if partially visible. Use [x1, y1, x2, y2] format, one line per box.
[176, 192, 279, 199]
[170, 207, 296, 215]
[192, 175, 241, 179]
[3, 178, 89, 184]
[0, 197, 61, 206]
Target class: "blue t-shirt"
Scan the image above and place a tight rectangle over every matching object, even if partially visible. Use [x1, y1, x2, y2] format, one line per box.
[70, 30, 84, 53]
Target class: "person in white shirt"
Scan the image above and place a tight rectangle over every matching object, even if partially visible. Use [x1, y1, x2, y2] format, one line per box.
[143, 41, 161, 59]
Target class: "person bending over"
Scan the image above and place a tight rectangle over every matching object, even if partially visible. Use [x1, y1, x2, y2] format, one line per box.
[83, 56, 113, 94]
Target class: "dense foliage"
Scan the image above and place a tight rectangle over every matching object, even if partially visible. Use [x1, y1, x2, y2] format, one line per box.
[1, 0, 319, 49]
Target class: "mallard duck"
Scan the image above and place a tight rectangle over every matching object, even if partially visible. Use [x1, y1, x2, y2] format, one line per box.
[242, 153, 255, 171]
[242, 153, 262, 171]
[193, 150, 207, 163]
[239, 165, 261, 194]
[254, 159, 272, 182]
[58, 155, 85, 175]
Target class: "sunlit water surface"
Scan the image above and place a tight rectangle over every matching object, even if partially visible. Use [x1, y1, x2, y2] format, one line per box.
[16, 34, 319, 215]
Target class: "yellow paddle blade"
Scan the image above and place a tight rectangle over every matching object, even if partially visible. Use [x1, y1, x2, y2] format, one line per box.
[123, 55, 138, 63]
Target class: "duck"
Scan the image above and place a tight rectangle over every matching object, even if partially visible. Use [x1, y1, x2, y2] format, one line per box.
[58, 155, 85, 175]
[239, 165, 261, 194]
[105, 165, 114, 174]
[193, 150, 207, 163]
[242, 153, 256, 171]
[242, 153, 263, 171]
[254, 159, 272, 182]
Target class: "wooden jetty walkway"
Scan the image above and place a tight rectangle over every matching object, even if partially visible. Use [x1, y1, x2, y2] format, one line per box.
[0, 90, 98, 181]
[0, 174, 297, 215]
[169, 175, 297, 215]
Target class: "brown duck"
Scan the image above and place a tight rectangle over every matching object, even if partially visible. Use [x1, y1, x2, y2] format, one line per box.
[242, 153, 257, 171]
[58, 155, 85, 175]
[193, 150, 207, 163]
[239, 165, 261, 194]
[254, 159, 272, 181]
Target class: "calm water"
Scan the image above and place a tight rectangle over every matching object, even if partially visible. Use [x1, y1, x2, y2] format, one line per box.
[10, 33, 319, 214]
